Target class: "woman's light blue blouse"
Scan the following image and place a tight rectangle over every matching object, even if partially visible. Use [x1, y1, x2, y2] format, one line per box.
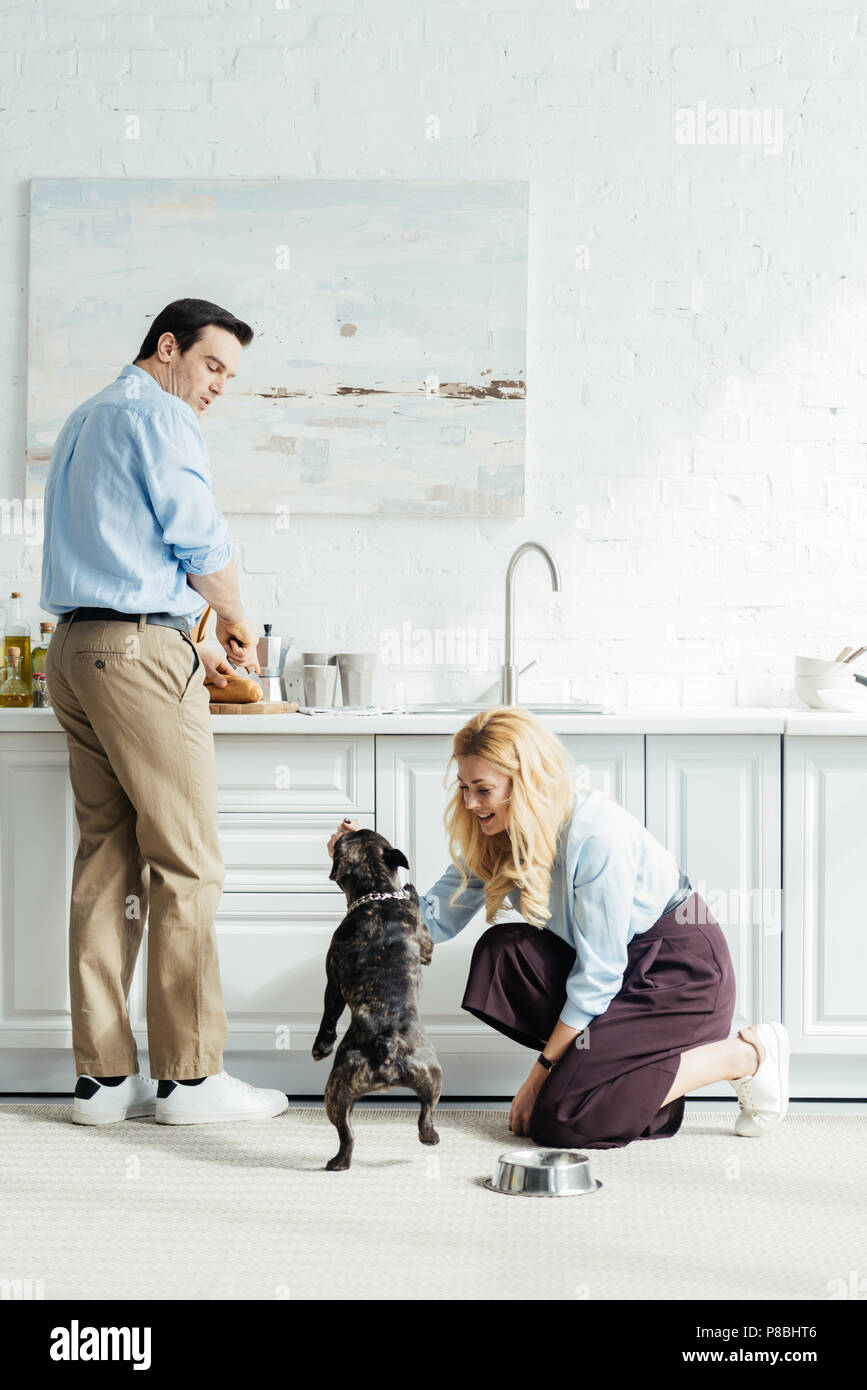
[417, 789, 681, 1034]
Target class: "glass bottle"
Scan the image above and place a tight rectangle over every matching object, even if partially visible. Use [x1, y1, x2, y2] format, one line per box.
[30, 621, 54, 698]
[32, 674, 50, 708]
[3, 592, 31, 700]
[0, 647, 31, 707]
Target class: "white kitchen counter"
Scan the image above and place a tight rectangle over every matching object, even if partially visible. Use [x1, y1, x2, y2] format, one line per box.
[1, 704, 865, 733]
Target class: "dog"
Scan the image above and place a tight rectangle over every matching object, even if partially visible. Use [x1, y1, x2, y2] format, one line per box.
[312, 828, 443, 1171]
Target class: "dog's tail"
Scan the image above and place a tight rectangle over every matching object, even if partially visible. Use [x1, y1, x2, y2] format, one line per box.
[371, 1029, 402, 1073]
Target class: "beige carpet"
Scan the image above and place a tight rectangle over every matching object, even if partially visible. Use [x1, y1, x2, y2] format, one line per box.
[1, 1104, 864, 1301]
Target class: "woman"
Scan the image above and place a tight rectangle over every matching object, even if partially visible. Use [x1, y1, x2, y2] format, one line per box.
[327, 707, 790, 1150]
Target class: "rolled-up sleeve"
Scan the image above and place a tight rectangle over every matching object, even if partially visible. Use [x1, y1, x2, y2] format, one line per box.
[560, 833, 639, 1032]
[135, 408, 231, 575]
[418, 858, 488, 945]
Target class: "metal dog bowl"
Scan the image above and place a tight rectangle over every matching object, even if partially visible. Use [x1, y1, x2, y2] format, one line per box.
[484, 1147, 602, 1197]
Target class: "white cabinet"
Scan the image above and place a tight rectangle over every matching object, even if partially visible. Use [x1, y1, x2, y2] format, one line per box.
[0, 736, 77, 1053]
[645, 735, 782, 1042]
[130, 738, 377, 1068]
[562, 734, 645, 818]
[374, 733, 645, 1093]
[2, 721, 864, 1100]
[783, 738, 867, 1068]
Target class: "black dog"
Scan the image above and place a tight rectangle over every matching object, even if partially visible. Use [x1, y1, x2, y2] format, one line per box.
[312, 828, 442, 1171]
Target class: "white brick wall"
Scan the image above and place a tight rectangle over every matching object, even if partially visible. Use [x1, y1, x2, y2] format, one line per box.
[1, 0, 866, 709]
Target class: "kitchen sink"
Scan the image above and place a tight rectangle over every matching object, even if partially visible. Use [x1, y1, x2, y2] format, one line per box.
[403, 542, 611, 717]
[406, 701, 607, 714]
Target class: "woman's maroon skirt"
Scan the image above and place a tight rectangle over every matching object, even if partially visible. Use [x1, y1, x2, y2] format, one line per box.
[462, 892, 737, 1150]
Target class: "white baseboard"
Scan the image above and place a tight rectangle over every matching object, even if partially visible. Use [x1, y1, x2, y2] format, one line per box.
[0, 1048, 865, 1100]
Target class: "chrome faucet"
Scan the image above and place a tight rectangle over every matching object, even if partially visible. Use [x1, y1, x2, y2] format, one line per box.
[500, 542, 562, 704]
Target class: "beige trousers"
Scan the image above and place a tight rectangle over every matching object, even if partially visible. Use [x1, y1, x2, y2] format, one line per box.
[46, 614, 228, 1079]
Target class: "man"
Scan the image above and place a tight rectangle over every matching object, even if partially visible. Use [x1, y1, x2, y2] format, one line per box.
[41, 298, 289, 1127]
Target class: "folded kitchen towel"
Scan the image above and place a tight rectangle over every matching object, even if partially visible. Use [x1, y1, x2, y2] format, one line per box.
[297, 704, 408, 715]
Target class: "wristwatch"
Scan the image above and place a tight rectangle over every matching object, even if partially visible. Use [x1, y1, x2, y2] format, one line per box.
[536, 1052, 557, 1073]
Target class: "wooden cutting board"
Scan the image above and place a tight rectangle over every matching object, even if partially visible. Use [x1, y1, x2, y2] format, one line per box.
[209, 700, 299, 714]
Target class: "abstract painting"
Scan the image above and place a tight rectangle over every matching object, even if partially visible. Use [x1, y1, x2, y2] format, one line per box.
[26, 178, 528, 516]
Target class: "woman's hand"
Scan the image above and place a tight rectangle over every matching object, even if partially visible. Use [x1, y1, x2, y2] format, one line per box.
[508, 1070, 546, 1137]
[327, 818, 362, 859]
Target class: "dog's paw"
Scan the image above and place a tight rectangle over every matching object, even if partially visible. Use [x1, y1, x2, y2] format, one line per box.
[325, 1154, 352, 1171]
[419, 1126, 440, 1146]
[312, 1037, 334, 1061]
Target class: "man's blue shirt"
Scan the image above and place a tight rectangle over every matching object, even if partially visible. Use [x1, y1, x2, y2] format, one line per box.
[40, 363, 231, 623]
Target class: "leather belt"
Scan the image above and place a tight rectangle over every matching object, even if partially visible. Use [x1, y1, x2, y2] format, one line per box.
[57, 606, 190, 635]
[662, 869, 692, 916]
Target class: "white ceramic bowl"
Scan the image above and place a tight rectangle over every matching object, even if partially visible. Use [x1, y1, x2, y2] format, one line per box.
[795, 655, 853, 675]
[795, 673, 855, 709]
[815, 687, 867, 713]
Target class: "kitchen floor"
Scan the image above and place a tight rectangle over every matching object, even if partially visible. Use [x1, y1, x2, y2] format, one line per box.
[1, 1098, 864, 1301]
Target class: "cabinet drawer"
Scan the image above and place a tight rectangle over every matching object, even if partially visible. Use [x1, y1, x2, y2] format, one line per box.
[218, 813, 375, 893]
[214, 735, 374, 813]
[212, 892, 345, 1029]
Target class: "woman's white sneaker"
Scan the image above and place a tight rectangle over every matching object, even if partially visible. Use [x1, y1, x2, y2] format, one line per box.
[71, 1074, 158, 1125]
[729, 1022, 790, 1137]
[154, 1071, 288, 1124]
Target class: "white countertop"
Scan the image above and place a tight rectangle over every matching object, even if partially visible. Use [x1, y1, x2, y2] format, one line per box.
[3, 705, 867, 734]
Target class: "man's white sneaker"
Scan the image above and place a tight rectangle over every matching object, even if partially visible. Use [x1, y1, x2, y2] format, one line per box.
[154, 1071, 288, 1125]
[71, 1074, 158, 1125]
[729, 1022, 790, 1138]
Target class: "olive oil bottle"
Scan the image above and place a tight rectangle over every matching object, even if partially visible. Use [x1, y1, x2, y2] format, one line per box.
[30, 621, 54, 700]
[2, 592, 31, 701]
[0, 647, 31, 707]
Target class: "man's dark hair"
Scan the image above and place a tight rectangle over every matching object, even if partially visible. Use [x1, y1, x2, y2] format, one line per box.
[134, 297, 254, 361]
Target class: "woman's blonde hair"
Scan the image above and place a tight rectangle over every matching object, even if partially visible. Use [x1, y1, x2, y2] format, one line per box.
[443, 706, 583, 928]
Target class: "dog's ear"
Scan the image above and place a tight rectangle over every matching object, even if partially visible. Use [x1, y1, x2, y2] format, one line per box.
[329, 839, 344, 881]
[382, 846, 410, 873]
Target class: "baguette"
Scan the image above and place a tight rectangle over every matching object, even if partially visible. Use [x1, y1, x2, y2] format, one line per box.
[205, 670, 263, 704]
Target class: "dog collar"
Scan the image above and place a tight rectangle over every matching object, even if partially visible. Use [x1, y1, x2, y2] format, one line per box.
[346, 889, 411, 914]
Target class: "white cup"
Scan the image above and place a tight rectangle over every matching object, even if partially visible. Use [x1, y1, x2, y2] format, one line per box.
[336, 653, 377, 706]
[303, 663, 338, 706]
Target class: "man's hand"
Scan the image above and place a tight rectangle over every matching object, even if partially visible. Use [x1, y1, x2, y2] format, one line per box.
[195, 644, 242, 689]
[215, 615, 260, 672]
